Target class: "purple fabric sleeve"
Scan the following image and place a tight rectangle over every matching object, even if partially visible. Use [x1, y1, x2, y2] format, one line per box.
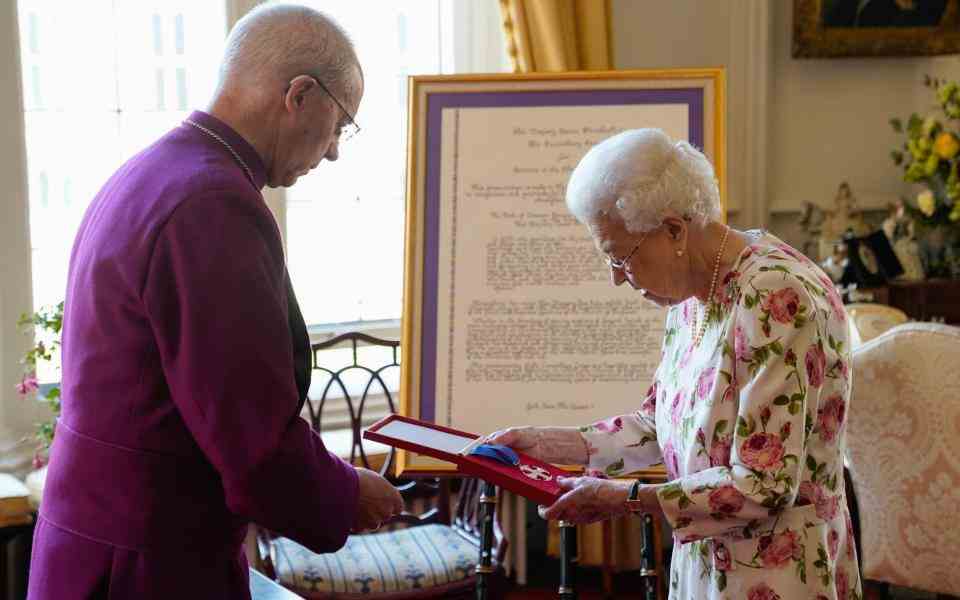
[141, 189, 359, 553]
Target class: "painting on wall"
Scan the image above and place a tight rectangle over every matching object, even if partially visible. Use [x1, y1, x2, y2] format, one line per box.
[793, 0, 960, 57]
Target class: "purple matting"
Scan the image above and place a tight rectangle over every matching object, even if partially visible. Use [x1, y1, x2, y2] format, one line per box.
[418, 87, 705, 423]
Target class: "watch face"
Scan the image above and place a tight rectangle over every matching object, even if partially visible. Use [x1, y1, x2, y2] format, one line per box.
[858, 243, 879, 274]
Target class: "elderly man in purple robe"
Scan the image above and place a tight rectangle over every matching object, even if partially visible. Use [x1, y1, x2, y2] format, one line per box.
[27, 4, 403, 599]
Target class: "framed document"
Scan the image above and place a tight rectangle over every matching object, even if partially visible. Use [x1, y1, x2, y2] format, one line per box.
[399, 69, 725, 475]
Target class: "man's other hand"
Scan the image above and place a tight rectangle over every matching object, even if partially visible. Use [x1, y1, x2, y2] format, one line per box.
[353, 468, 404, 532]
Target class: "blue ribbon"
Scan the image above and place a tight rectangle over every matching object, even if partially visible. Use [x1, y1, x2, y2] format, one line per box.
[469, 444, 520, 466]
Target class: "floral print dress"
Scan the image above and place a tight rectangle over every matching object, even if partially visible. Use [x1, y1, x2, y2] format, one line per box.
[581, 232, 862, 600]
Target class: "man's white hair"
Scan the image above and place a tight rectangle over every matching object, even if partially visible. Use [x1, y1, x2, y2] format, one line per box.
[219, 3, 360, 97]
[565, 128, 721, 234]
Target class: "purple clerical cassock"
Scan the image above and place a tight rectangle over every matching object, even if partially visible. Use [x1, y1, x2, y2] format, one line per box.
[28, 111, 359, 599]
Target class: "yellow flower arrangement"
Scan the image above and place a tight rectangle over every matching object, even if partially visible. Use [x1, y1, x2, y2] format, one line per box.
[917, 189, 936, 217]
[934, 132, 960, 160]
[891, 75, 960, 226]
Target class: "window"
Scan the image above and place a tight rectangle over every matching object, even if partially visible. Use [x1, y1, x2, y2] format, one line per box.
[17, 0, 226, 381]
[281, 0, 509, 331]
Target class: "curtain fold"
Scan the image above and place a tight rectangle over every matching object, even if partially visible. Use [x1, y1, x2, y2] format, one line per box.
[498, 0, 611, 72]
[498, 0, 667, 575]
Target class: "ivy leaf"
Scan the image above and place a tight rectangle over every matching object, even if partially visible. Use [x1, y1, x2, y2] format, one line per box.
[715, 419, 728, 436]
[890, 117, 903, 133]
[807, 455, 818, 471]
[737, 416, 751, 438]
[605, 458, 624, 477]
[773, 395, 790, 406]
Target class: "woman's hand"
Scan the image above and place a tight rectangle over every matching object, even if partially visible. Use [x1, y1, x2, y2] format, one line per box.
[538, 477, 660, 524]
[485, 426, 589, 465]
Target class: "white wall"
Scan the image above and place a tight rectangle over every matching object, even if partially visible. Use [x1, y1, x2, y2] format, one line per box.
[768, 0, 918, 214]
[610, 0, 772, 228]
[611, 0, 954, 226]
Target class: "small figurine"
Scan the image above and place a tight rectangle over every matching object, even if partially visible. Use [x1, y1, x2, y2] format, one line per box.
[882, 199, 925, 280]
[818, 182, 871, 262]
[819, 242, 848, 282]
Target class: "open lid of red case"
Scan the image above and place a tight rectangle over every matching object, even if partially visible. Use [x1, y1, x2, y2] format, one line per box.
[364, 414, 566, 505]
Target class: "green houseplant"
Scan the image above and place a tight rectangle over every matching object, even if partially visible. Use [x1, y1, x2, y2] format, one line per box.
[15, 301, 63, 468]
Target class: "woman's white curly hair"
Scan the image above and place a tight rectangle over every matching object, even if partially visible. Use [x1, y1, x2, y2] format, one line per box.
[565, 128, 721, 234]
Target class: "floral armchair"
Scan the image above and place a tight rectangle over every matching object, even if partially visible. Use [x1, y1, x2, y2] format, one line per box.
[845, 322, 960, 597]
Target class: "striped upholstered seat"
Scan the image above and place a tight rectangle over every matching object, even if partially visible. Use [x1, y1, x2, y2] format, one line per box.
[271, 524, 478, 598]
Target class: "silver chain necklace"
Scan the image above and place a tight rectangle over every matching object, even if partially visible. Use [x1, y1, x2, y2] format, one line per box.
[183, 119, 255, 185]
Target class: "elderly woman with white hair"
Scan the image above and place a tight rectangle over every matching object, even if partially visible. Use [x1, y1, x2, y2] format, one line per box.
[489, 129, 861, 599]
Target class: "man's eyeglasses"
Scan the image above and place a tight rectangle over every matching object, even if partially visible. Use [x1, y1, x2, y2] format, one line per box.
[303, 75, 361, 142]
[603, 230, 652, 271]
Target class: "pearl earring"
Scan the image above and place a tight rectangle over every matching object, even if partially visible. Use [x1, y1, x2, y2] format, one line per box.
[676, 249, 683, 257]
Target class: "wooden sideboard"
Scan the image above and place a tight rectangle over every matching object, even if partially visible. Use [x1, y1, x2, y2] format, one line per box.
[858, 278, 960, 324]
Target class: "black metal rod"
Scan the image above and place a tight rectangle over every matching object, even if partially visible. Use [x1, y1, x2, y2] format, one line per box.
[559, 521, 578, 600]
[639, 513, 658, 600]
[475, 481, 497, 600]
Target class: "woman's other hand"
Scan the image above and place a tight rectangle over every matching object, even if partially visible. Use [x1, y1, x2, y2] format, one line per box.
[538, 477, 658, 524]
[485, 426, 589, 465]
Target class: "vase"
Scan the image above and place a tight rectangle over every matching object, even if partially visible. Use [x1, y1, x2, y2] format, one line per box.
[918, 224, 960, 279]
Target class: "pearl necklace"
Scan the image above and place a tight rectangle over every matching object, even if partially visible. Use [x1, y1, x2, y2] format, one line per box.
[691, 226, 731, 347]
[184, 119, 255, 185]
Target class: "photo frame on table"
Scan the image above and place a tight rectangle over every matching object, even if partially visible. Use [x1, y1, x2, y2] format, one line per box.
[398, 69, 725, 476]
[793, 0, 960, 58]
[841, 230, 905, 287]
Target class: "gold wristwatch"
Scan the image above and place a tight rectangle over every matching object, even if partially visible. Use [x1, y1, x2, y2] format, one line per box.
[625, 479, 647, 513]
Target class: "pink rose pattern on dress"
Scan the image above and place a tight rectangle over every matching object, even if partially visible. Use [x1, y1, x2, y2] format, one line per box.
[581, 233, 858, 599]
[828, 529, 840, 560]
[670, 390, 685, 426]
[817, 393, 846, 442]
[709, 435, 732, 467]
[662, 441, 680, 481]
[714, 541, 732, 571]
[696, 367, 717, 402]
[805, 343, 827, 388]
[816, 492, 840, 521]
[740, 432, 785, 472]
[758, 529, 802, 568]
[762, 287, 801, 324]
[593, 416, 623, 434]
[797, 480, 822, 506]
[708, 485, 745, 516]
[836, 566, 849, 600]
[747, 582, 782, 600]
[734, 325, 752, 362]
[820, 274, 847, 323]
[640, 382, 657, 416]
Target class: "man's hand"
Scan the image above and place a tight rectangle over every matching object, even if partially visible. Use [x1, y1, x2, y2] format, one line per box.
[485, 426, 589, 465]
[353, 468, 403, 532]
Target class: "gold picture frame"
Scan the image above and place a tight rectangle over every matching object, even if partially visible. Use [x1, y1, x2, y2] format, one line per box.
[793, 0, 960, 58]
[396, 68, 725, 476]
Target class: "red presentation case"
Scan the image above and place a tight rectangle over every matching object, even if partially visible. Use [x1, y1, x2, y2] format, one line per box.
[363, 414, 566, 506]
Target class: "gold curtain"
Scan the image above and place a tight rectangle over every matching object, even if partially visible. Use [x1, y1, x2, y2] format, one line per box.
[499, 0, 665, 575]
[498, 0, 612, 73]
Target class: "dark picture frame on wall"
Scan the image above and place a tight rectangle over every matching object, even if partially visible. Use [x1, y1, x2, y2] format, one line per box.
[793, 0, 960, 58]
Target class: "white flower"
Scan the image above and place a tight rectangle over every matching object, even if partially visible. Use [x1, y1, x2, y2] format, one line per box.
[917, 189, 937, 217]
